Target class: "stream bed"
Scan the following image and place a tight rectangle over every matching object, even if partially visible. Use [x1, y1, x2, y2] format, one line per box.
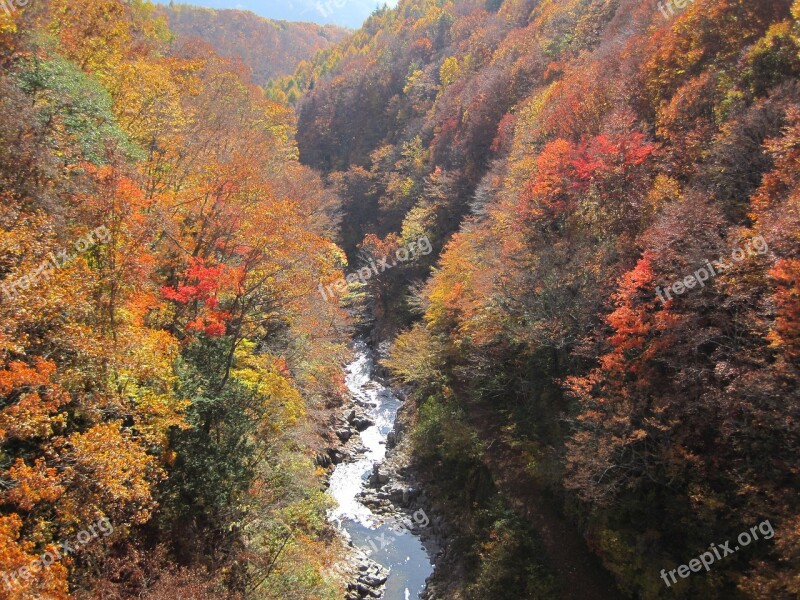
[327, 342, 434, 599]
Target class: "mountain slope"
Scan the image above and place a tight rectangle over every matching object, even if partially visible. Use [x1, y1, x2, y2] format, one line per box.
[161, 4, 349, 83]
[0, 1, 350, 597]
[290, 0, 800, 598]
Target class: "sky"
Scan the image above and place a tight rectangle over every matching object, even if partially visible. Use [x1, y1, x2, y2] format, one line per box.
[157, 0, 399, 29]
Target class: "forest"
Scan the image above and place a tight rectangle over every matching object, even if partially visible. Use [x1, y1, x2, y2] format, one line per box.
[1, 0, 799, 599]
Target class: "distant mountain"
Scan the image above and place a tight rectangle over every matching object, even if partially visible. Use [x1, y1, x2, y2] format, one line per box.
[153, 0, 398, 29]
[160, 4, 349, 84]
[227, 0, 397, 29]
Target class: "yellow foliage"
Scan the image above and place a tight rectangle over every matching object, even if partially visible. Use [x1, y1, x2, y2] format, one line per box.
[0, 9, 17, 36]
[232, 340, 306, 430]
[57, 422, 161, 528]
[108, 57, 193, 150]
[439, 56, 460, 88]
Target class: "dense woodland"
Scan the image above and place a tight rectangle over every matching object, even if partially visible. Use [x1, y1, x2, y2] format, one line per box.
[0, 1, 351, 598]
[1, 0, 799, 598]
[284, 0, 800, 598]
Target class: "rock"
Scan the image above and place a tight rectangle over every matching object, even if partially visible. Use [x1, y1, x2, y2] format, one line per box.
[344, 556, 389, 599]
[352, 416, 375, 431]
[347, 409, 375, 432]
[327, 448, 348, 464]
[336, 427, 353, 443]
[313, 453, 331, 468]
[359, 574, 388, 587]
[386, 431, 396, 449]
[368, 465, 391, 486]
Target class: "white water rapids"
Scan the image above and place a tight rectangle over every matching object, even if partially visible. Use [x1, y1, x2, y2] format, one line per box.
[327, 342, 434, 599]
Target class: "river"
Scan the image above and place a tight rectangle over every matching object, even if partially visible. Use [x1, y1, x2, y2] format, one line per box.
[327, 341, 434, 599]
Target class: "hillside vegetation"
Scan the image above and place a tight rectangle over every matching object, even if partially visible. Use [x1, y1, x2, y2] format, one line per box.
[287, 0, 800, 597]
[1, 0, 799, 598]
[0, 1, 350, 597]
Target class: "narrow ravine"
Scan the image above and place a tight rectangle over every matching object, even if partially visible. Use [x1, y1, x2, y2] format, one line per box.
[327, 341, 434, 599]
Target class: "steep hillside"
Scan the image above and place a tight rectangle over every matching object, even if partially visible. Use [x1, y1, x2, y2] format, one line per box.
[0, 1, 350, 597]
[161, 4, 349, 83]
[289, 0, 800, 598]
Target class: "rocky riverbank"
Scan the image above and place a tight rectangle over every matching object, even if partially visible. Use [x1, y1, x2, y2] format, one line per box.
[359, 391, 465, 600]
[319, 343, 442, 599]
[317, 398, 388, 599]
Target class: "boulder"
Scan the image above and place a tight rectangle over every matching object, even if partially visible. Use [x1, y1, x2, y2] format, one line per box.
[347, 410, 375, 431]
[336, 427, 353, 443]
[327, 448, 348, 464]
[353, 416, 375, 431]
[313, 453, 331, 468]
[368, 466, 391, 486]
[359, 574, 388, 587]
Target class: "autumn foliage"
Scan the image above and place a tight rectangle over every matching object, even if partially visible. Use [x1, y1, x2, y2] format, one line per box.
[294, 0, 800, 597]
[2, 0, 800, 597]
[0, 0, 348, 597]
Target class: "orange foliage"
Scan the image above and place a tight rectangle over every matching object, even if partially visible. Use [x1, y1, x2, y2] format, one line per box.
[0, 359, 68, 443]
[769, 259, 800, 360]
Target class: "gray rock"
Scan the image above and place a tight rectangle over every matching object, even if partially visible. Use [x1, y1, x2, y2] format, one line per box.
[336, 428, 353, 443]
[352, 416, 375, 431]
[368, 466, 391, 486]
[359, 574, 388, 587]
[327, 448, 348, 464]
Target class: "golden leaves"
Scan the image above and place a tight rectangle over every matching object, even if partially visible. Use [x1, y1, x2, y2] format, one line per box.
[232, 341, 306, 431]
[0, 359, 69, 444]
[57, 422, 161, 527]
[2, 459, 64, 512]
